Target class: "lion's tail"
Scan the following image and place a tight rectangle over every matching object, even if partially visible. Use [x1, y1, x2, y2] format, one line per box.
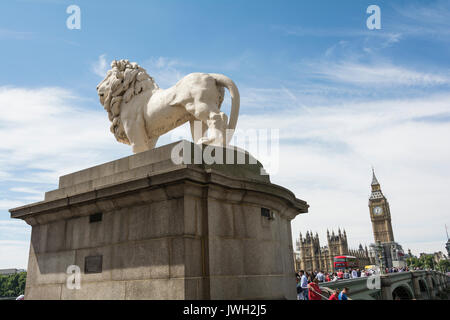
[210, 73, 240, 144]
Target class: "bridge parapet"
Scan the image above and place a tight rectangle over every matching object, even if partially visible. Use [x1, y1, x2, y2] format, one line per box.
[319, 271, 449, 300]
[319, 277, 381, 300]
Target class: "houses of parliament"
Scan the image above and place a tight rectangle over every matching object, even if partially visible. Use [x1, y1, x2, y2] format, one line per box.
[295, 229, 373, 272]
[294, 169, 403, 272]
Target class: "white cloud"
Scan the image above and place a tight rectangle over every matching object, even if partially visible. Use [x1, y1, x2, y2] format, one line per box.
[0, 85, 130, 268]
[0, 28, 32, 40]
[9, 187, 43, 195]
[0, 86, 129, 184]
[92, 54, 108, 78]
[227, 93, 450, 256]
[142, 57, 186, 88]
[0, 200, 27, 210]
[393, 0, 450, 40]
[0, 220, 30, 236]
[0, 240, 29, 269]
[311, 62, 450, 87]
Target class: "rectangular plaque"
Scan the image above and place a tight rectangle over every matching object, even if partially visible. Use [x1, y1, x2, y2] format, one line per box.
[89, 212, 103, 223]
[85, 255, 103, 274]
[261, 207, 274, 220]
[261, 207, 271, 218]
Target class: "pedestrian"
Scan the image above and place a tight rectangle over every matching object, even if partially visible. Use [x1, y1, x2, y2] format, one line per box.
[328, 289, 339, 300]
[317, 270, 325, 283]
[299, 270, 309, 300]
[331, 273, 338, 282]
[313, 270, 318, 278]
[343, 269, 350, 279]
[308, 278, 323, 300]
[351, 268, 358, 278]
[338, 287, 349, 300]
[325, 273, 331, 282]
[296, 276, 302, 300]
[337, 270, 344, 279]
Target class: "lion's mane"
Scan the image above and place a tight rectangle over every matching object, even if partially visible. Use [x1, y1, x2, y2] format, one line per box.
[99, 59, 158, 144]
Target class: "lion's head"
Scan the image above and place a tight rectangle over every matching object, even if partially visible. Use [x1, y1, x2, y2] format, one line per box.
[97, 59, 159, 145]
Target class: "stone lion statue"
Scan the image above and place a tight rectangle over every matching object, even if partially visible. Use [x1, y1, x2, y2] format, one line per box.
[96, 59, 240, 153]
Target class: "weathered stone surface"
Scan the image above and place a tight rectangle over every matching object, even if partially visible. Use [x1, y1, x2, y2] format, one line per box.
[10, 141, 308, 300]
[124, 279, 185, 300]
[26, 284, 63, 300]
[61, 281, 126, 300]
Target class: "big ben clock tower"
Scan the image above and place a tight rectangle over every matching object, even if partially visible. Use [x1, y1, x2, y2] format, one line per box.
[368, 169, 395, 243]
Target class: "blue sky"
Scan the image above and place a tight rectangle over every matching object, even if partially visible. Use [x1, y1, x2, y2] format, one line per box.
[1, 0, 450, 268]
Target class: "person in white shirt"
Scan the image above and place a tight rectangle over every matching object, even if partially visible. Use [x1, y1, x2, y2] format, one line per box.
[343, 270, 350, 279]
[351, 269, 358, 278]
[299, 270, 309, 300]
[316, 271, 325, 283]
[331, 273, 338, 281]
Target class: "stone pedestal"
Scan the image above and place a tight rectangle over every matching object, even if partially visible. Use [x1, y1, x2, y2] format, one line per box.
[10, 141, 308, 300]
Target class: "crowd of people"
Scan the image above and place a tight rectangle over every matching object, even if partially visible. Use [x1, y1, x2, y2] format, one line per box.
[295, 265, 429, 300]
[385, 266, 411, 273]
[296, 269, 352, 300]
[295, 267, 387, 300]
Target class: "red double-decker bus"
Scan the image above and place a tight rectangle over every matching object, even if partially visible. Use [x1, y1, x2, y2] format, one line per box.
[333, 255, 358, 270]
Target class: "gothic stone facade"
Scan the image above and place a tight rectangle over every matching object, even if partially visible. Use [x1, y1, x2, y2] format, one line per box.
[295, 229, 372, 273]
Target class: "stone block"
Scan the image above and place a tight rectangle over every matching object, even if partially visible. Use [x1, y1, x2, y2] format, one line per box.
[11, 141, 307, 300]
[111, 208, 130, 243]
[183, 196, 199, 236]
[208, 199, 234, 237]
[61, 280, 126, 300]
[209, 275, 291, 300]
[65, 216, 91, 250]
[209, 238, 244, 276]
[242, 239, 282, 275]
[33, 250, 76, 285]
[46, 220, 67, 253]
[126, 199, 184, 241]
[125, 279, 185, 300]
[111, 239, 170, 281]
[170, 237, 203, 278]
[74, 245, 113, 283]
[31, 224, 47, 254]
[26, 284, 63, 300]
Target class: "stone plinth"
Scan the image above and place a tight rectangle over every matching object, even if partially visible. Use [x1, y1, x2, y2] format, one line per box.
[10, 141, 308, 300]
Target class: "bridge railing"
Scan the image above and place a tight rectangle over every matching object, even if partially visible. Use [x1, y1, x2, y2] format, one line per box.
[319, 277, 375, 300]
[317, 270, 449, 300]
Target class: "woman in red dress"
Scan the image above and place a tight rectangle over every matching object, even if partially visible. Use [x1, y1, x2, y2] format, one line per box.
[308, 278, 323, 300]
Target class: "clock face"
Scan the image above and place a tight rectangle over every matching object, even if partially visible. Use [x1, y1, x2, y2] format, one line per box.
[373, 206, 383, 216]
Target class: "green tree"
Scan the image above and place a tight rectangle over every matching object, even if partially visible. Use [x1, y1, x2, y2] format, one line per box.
[437, 260, 450, 273]
[0, 272, 26, 297]
[420, 255, 435, 270]
[406, 257, 422, 269]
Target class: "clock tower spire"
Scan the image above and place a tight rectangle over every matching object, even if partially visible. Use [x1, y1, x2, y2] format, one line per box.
[368, 169, 395, 243]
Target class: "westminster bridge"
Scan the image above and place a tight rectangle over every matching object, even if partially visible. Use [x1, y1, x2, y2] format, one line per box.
[319, 270, 449, 300]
